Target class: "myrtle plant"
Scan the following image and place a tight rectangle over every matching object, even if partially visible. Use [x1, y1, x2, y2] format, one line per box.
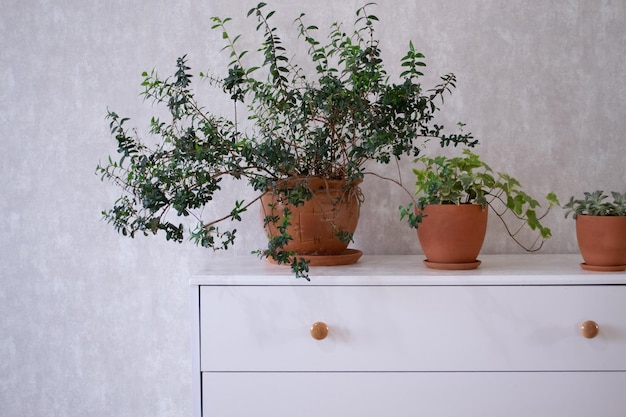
[97, 3, 475, 278]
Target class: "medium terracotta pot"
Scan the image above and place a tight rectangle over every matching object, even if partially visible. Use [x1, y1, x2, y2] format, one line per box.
[576, 215, 626, 270]
[417, 204, 488, 269]
[260, 177, 361, 256]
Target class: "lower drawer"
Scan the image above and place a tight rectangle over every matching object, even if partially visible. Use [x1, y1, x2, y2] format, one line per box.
[202, 371, 626, 417]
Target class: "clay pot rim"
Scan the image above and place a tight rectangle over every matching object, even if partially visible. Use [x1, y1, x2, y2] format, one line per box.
[270, 176, 362, 190]
[418, 202, 488, 211]
[261, 176, 364, 206]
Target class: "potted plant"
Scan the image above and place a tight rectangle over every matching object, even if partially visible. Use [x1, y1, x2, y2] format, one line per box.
[563, 191, 626, 271]
[400, 148, 559, 269]
[97, 3, 476, 279]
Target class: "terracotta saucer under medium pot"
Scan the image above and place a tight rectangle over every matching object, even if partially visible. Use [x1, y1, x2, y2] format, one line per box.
[417, 204, 488, 270]
[576, 215, 626, 271]
[423, 259, 482, 270]
[261, 177, 362, 266]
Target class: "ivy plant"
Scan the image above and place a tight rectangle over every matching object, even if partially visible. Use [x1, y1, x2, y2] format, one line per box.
[399, 148, 560, 251]
[97, 3, 476, 279]
[564, 191, 626, 218]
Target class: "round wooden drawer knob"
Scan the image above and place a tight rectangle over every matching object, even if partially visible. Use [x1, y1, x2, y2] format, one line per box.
[580, 320, 599, 339]
[310, 321, 329, 340]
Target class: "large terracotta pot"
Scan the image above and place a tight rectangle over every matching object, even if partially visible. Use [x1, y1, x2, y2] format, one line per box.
[576, 215, 626, 271]
[260, 177, 361, 260]
[417, 204, 488, 270]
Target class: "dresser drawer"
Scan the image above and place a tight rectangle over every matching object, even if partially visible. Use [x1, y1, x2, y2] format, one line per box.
[202, 372, 626, 417]
[199, 285, 626, 372]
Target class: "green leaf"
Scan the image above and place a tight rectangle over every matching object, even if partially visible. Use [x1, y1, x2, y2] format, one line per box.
[546, 192, 559, 206]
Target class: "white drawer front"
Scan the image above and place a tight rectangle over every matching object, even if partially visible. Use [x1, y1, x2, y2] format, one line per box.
[199, 285, 626, 372]
[202, 372, 626, 417]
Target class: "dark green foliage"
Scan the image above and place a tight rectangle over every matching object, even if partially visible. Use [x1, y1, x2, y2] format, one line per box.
[97, 3, 475, 279]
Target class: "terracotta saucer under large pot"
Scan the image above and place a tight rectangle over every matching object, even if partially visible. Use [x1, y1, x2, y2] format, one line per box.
[576, 215, 626, 271]
[417, 203, 488, 270]
[261, 177, 362, 266]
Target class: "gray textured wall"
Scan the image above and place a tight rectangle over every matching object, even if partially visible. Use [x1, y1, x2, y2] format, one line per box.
[1, 1, 624, 416]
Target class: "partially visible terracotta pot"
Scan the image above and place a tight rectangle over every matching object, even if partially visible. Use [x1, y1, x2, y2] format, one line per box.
[576, 215, 626, 270]
[260, 177, 361, 256]
[417, 204, 488, 269]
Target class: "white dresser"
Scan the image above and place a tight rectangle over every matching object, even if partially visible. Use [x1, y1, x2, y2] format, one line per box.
[190, 254, 626, 417]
